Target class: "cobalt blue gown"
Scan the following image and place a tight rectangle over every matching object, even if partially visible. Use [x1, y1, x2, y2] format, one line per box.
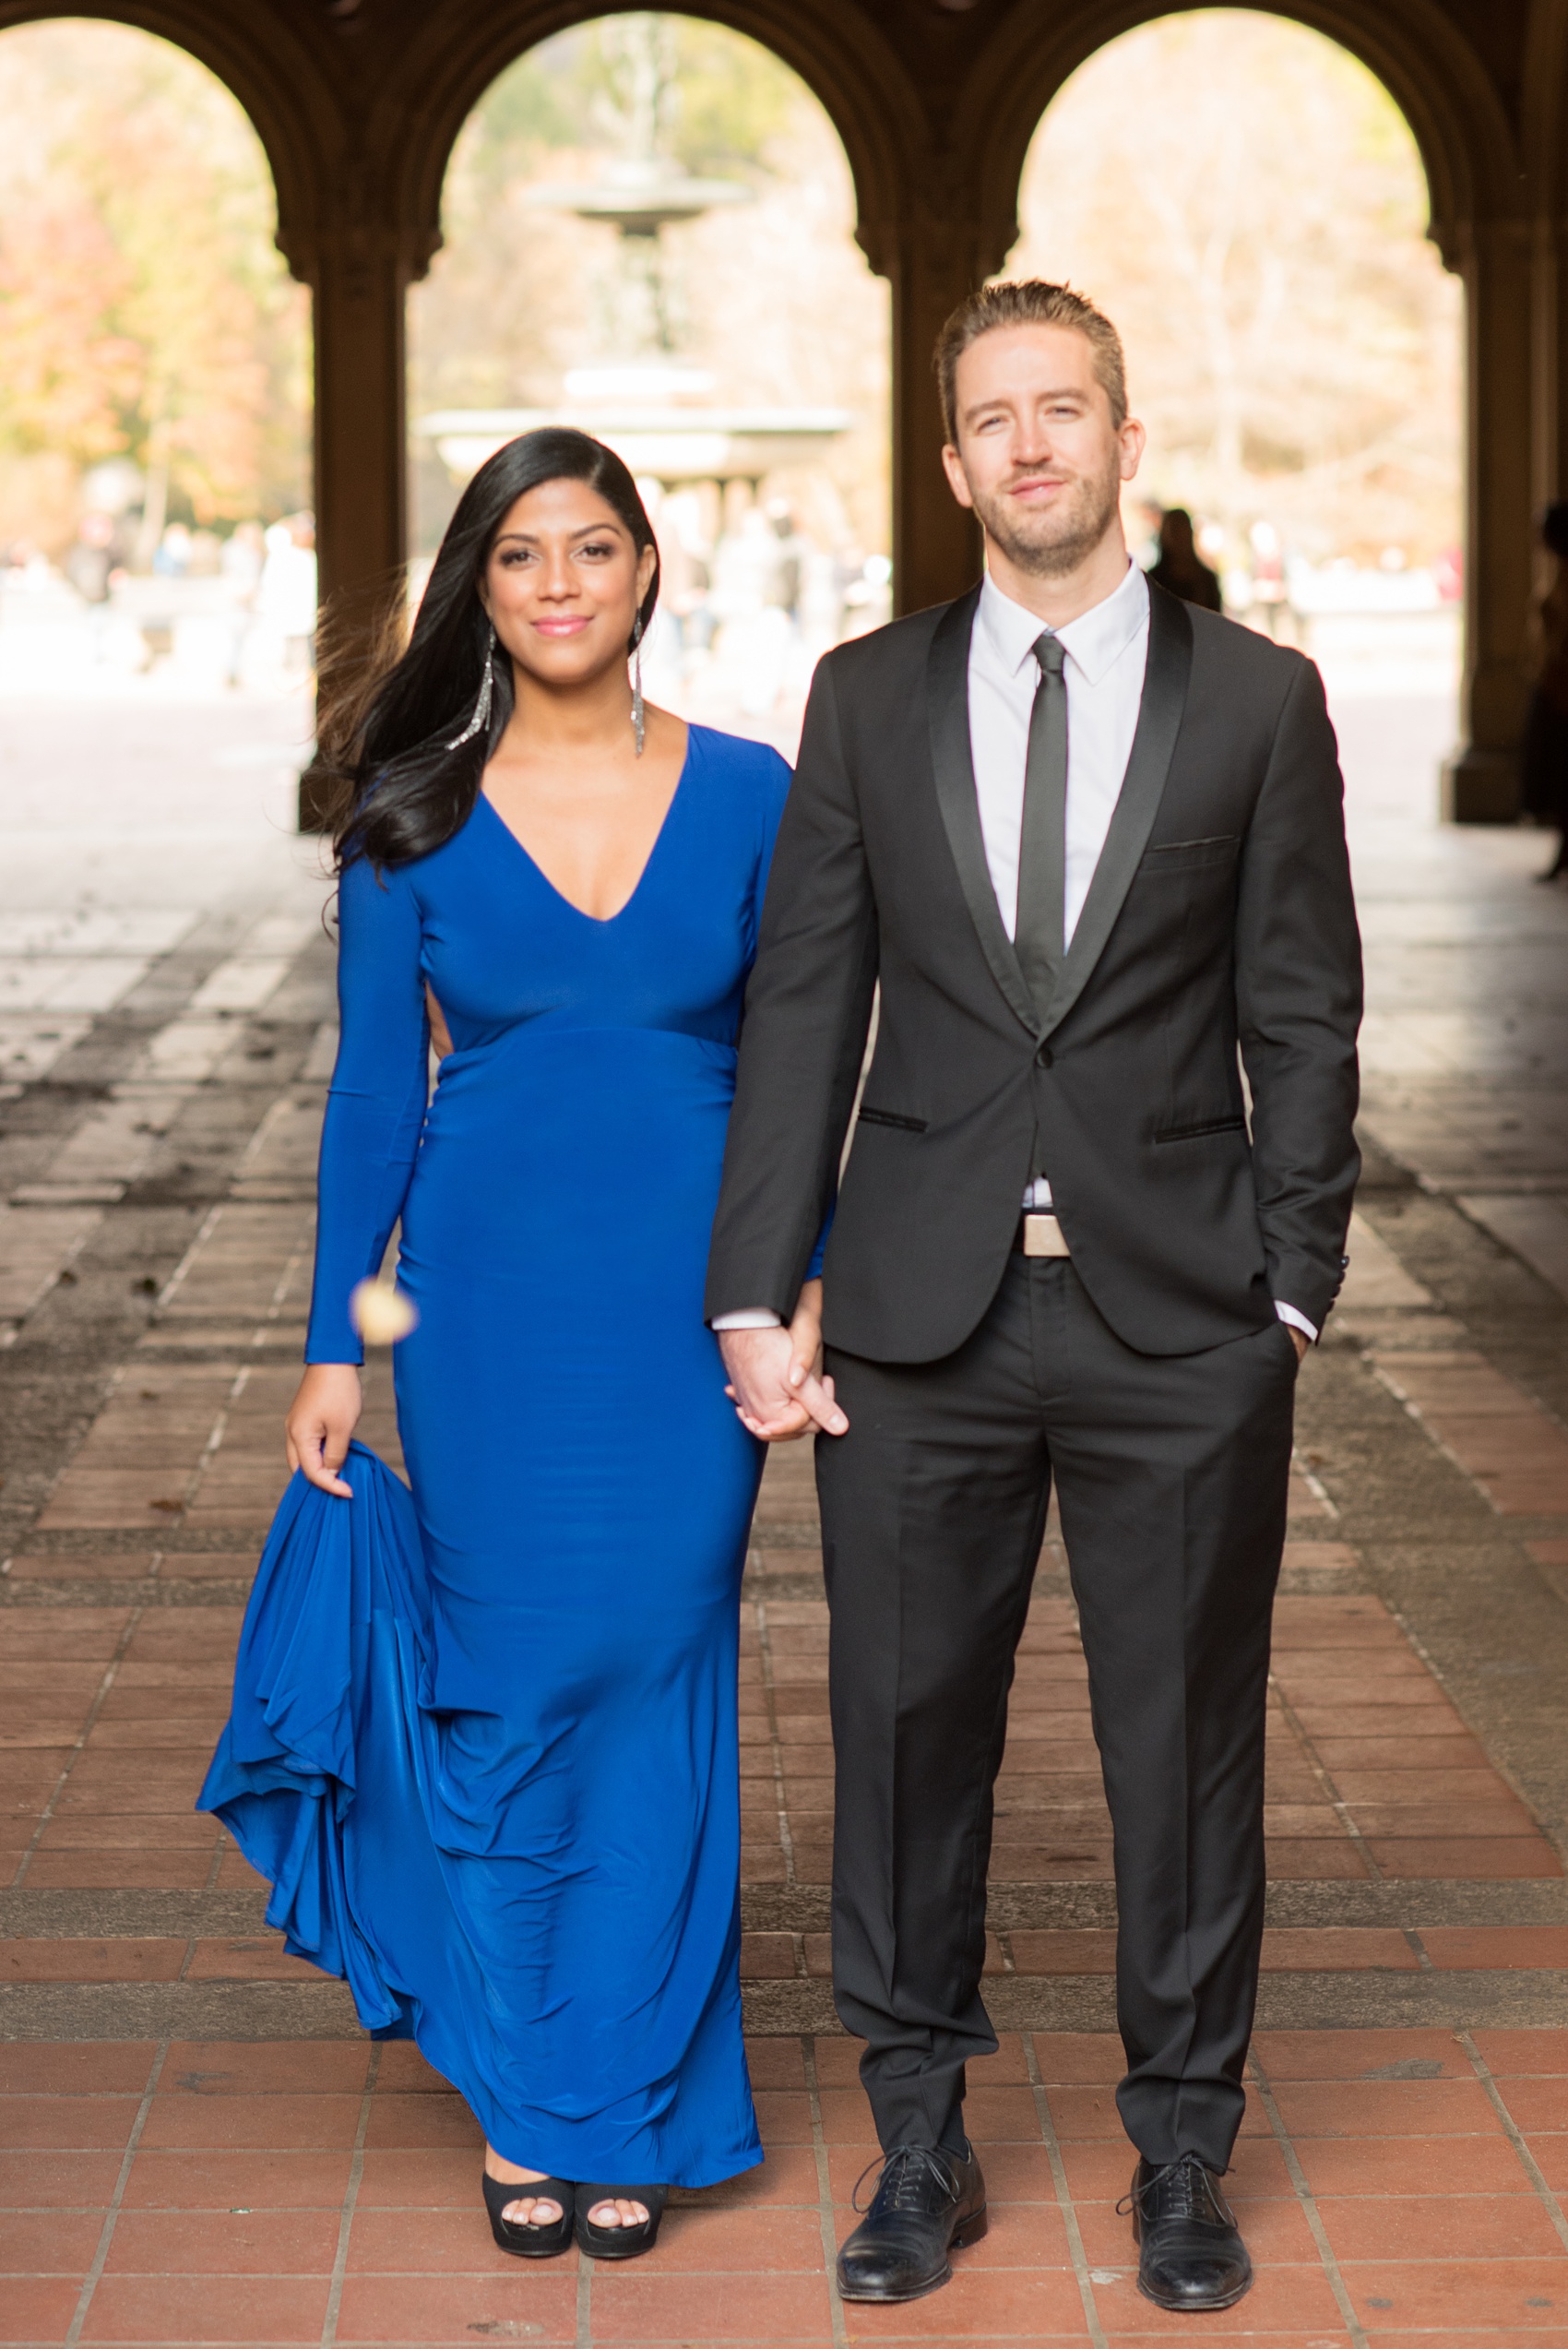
[200, 724, 792, 2188]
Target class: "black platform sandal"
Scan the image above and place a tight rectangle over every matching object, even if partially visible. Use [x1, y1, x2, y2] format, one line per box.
[481, 2167, 576, 2259]
[575, 2183, 669, 2260]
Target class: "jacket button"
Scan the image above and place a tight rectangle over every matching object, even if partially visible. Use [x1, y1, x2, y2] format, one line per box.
[1036, 1043, 1053, 1068]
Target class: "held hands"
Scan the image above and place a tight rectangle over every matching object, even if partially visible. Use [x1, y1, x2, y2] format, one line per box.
[284, 1363, 363, 1497]
[720, 1279, 849, 1444]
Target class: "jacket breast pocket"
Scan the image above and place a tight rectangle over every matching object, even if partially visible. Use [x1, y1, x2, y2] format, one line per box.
[1137, 834, 1240, 875]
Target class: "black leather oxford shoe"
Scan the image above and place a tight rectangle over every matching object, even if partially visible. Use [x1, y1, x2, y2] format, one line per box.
[1126, 2152, 1253, 2312]
[835, 2143, 988, 2302]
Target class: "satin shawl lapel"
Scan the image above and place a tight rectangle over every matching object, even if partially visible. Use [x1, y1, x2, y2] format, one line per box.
[1038, 583, 1194, 1043]
[926, 587, 1039, 1037]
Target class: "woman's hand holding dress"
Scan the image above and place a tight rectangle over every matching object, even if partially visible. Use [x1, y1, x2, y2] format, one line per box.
[285, 1363, 362, 1496]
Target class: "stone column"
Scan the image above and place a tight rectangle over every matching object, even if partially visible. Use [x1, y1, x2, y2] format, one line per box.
[291, 220, 434, 829]
[1443, 215, 1537, 819]
[314, 233, 411, 635]
[864, 211, 1014, 616]
[1526, 2, 1568, 531]
[1531, 217, 1562, 519]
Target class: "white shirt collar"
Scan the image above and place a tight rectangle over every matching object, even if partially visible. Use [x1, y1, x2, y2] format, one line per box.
[976, 559, 1148, 688]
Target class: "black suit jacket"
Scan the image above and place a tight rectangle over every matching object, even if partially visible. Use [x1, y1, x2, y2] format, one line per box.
[706, 581, 1362, 1360]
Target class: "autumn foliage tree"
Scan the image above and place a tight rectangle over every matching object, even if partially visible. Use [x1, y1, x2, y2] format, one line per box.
[0, 20, 309, 559]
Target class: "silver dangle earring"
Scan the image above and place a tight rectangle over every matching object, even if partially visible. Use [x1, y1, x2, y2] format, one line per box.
[631, 618, 646, 757]
[445, 630, 496, 750]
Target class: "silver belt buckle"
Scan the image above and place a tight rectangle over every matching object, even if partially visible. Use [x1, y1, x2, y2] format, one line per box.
[1022, 1211, 1071, 1259]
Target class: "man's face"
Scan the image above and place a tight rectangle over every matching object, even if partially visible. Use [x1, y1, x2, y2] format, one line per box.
[942, 324, 1145, 578]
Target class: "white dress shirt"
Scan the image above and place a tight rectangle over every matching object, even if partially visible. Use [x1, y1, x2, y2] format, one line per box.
[970, 559, 1149, 957]
[716, 561, 1316, 1341]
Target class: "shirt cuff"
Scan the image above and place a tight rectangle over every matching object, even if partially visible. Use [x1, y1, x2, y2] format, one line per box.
[711, 1307, 783, 1331]
[1275, 1301, 1319, 1344]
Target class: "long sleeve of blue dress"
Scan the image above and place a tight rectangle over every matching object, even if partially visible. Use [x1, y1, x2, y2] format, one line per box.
[305, 856, 431, 1365]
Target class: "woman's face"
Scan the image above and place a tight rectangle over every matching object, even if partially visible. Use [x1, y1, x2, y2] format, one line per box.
[478, 478, 655, 687]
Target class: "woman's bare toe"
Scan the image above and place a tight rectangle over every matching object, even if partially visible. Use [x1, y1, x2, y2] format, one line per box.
[484, 2146, 561, 2228]
[503, 2195, 562, 2226]
[588, 2198, 647, 2227]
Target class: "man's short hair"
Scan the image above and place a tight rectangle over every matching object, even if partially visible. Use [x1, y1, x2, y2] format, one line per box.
[934, 280, 1128, 442]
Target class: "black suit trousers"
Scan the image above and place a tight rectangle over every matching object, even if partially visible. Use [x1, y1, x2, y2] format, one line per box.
[816, 1254, 1299, 2172]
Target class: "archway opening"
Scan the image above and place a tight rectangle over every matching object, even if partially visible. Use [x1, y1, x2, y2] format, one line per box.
[0, 14, 318, 990]
[409, 10, 890, 753]
[1010, 7, 1462, 829]
[0, 19, 311, 699]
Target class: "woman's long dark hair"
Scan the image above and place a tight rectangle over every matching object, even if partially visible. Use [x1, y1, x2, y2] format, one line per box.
[322, 429, 660, 871]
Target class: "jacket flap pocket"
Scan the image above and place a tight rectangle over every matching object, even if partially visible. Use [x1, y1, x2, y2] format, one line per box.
[857, 1105, 928, 1134]
[1153, 1115, 1247, 1144]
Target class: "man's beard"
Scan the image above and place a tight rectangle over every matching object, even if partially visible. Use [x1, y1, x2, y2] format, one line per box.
[969, 455, 1123, 578]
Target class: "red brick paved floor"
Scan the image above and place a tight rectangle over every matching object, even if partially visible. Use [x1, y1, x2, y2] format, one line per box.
[739, 1572, 1562, 1904]
[1372, 1354, 1568, 1520]
[0, 1580, 1555, 1924]
[6, 2029, 1568, 2343]
[8, 969, 1568, 2338]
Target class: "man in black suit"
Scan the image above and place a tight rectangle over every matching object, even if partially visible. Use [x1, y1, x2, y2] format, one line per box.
[707, 280, 1360, 2315]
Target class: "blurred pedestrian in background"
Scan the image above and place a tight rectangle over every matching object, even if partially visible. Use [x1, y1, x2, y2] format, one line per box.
[64, 513, 115, 605]
[257, 513, 317, 678]
[1148, 505, 1223, 612]
[221, 520, 266, 688]
[152, 522, 193, 578]
[1523, 501, 1568, 880]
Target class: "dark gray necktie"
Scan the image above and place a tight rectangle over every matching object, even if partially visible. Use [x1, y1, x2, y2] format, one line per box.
[1015, 631, 1068, 1018]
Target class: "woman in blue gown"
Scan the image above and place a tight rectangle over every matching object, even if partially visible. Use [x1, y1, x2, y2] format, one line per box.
[200, 431, 840, 2261]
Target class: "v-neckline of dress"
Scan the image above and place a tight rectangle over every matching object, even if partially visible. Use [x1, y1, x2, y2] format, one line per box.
[477, 730, 695, 927]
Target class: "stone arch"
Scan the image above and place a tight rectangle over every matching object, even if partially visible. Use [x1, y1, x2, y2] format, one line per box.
[954, 0, 1519, 282]
[0, 4, 336, 275]
[377, 0, 925, 296]
[0, 0, 1536, 805]
[946, 2, 1528, 815]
